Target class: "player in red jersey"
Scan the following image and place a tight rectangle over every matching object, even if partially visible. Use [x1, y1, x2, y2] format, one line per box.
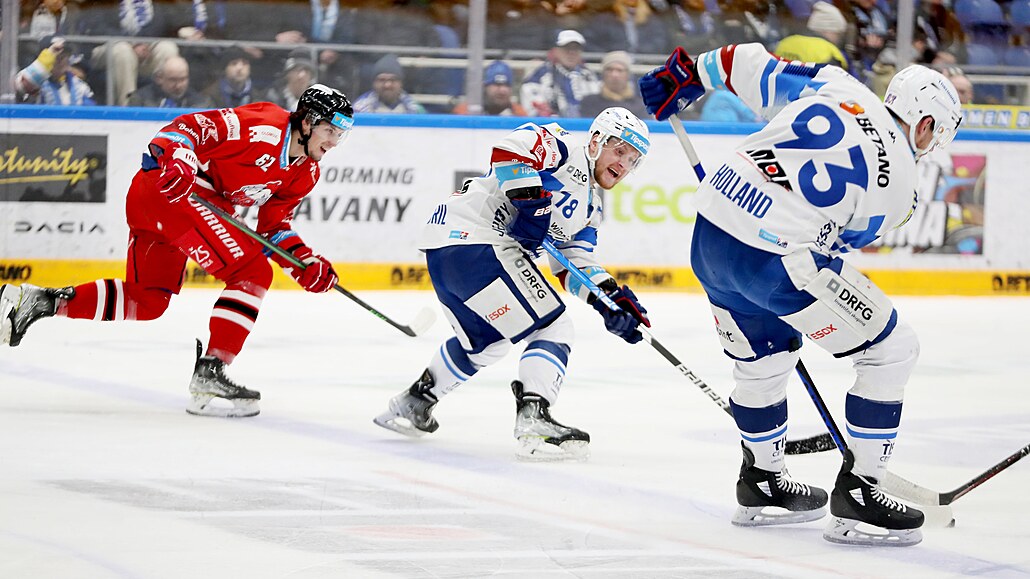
[0, 84, 354, 418]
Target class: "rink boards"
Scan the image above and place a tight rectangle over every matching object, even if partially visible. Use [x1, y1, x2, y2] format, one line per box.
[2, 105, 1028, 296]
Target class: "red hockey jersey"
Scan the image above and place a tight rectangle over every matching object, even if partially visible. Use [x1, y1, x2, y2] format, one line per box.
[147, 102, 318, 238]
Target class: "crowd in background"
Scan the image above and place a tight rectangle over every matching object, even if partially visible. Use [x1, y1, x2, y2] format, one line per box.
[9, 0, 1027, 114]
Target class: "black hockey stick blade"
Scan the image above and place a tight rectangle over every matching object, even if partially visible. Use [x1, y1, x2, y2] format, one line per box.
[785, 433, 838, 454]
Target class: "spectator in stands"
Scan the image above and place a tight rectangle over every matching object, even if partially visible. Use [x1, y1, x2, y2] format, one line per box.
[486, 0, 553, 51]
[580, 51, 649, 118]
[26, 0, 83, 38]
[15, 35, 95, 106]
[659, 0, 723, 55]
[264, 49, 319, 112]
[353, 53, 427, 114]
[775, 2, 848, 69]
[844, 0, 892, 81]
[81, 0, 180, 106]
[203, 45, 257, 109]
[453, 60, 528, 116]
[938, 65, 974, 104]
[588, 0, 670, 54]
[542, 0, 593, 32]
[520, 29, 601, 118]
[127, 55, 215, 108]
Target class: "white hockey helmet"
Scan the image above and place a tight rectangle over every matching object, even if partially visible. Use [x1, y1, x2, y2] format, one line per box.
[587, 107, 651, 172]
[884, 64, 963, 159]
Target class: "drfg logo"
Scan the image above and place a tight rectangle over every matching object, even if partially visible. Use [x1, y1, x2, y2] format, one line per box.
[487, 304, 511, 321]
[825, 279, 874, 321]
[513, 257, 548, 300]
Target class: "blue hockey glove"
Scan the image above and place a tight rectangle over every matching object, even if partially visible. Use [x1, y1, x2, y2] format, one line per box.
[638, 47, 706, 121]
[592, 284, 650, 344]
[507, 190, 553, 252]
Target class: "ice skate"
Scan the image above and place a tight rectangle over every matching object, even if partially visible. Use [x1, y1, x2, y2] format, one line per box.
[823, 450, 924, 546]
[0, 284, 74, 347]
[186, 341, 260, 418]
[732, 443, 828, 527]
[512, 381, 589, 461]
[373, 369, 440, 437]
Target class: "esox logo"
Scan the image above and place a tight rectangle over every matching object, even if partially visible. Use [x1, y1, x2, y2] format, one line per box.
[487, 304, 511, 321]
[808, 324, 837, 339]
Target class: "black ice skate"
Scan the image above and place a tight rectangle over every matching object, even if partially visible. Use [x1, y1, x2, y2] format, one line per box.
[0, 284, 75, 347]
[186, 340, 260, 418]
[373, 369, 440, 437]
[512, 380, 590, 461]
[732, 442, 828, 527]
[824, 449, 924, 546]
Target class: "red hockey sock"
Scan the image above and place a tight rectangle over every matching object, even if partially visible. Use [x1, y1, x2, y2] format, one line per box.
[60, 280, 173, 321]
[207, 281, 267, 364]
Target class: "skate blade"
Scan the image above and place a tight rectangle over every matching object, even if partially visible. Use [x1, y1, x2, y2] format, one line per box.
[732, 505, 827, 527]
[515, 437, 590, 462]
[186, 394, 260, 418]
[823, 516, 923, 547]
[373, 411, 431, 438]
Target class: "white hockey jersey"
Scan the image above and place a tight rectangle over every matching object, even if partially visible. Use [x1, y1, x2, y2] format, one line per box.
[418, 122, 610, 286]
[691, 43, 919, 256]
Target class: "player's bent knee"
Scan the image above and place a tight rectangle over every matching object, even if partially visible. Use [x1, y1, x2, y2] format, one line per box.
[731, 350, 799, 408]
[468, 340, 510, 368]
[850, 320, 919, 400]
[219, 253, 274, 290]
[525, 311, 575, 346]
[132, 289, 174, 320]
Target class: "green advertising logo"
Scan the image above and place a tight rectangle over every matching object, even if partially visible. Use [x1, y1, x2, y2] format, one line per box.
[604, 182, 699, 223]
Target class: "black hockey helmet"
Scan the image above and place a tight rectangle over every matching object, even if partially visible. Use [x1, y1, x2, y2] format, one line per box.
[291, 83, 354, 133]
[291, 84, 354, 156]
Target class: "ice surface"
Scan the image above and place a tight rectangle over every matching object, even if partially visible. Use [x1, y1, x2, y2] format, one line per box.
[1, 289, 1028, 578]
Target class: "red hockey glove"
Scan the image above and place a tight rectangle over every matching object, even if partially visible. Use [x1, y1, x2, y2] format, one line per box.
[156, 145, 198, 203]
[291, 246, 338, 293]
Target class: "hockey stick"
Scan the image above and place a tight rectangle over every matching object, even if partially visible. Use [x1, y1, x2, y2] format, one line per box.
[189, 195, 436, 337]
[882, 442, 1030, 507]
[792, 359, 956, 526]
[668, 115, 837, 455]
[540, 239, 824, 455]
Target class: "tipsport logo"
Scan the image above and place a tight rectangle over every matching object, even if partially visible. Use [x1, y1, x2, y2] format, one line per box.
[620, 128, 650, 155]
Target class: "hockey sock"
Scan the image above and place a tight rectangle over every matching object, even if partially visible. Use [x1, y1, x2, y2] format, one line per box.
[61, 279, 172, 321]
[207, 281, 267, 364]
[731, 398, 788, 472]
[425, 337, 480, 400]
[844, 393, 902, 479]
[517, 340, 570, 405]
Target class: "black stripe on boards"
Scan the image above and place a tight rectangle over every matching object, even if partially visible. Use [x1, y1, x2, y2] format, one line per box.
[215, 296, 260, 322]
[102, 279, 118, 321]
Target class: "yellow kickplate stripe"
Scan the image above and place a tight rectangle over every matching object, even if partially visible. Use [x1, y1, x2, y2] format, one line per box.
[1, 259, 1028, 296]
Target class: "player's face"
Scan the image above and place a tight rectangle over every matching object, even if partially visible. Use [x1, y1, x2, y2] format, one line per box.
[305, 121, 348, 161]
[592, 136, 641, 189]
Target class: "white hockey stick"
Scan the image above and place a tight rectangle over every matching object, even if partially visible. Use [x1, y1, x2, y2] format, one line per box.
[190, 195, 436, 337]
